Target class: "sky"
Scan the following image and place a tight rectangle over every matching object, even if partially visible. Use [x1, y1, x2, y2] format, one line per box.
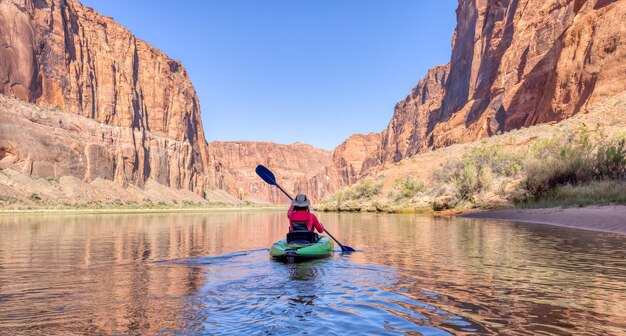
[80, 0, 457, 150]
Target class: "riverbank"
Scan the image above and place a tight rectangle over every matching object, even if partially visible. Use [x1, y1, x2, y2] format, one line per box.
[0, 205, 283, 215]
[460, 205, 626, 234]
[318, 95, 626, 216]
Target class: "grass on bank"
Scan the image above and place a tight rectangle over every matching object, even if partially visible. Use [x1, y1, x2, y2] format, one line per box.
[319, 126, 626, 213]
[388, 176, 424, 202]
[432, 128, 625, 210]
[319, 176, 429, 213]
[431, 144, 522, 202]
[322, 181, 383, 211]
[0, 198, 280, 214]
[518, 180, 626, 208]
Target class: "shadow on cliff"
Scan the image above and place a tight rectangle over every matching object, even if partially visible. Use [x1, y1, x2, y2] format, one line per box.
[423, 0, 521, 147]
[505, 28, 597, 131]
[463, 0, 520, 130]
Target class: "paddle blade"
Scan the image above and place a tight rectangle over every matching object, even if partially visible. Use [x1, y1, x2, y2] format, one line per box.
[324, 229, 356, 253]
[255, 165, 277, 185]
[340, 245, 356, 252]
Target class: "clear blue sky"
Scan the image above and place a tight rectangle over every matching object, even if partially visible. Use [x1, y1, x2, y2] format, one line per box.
[81, 0, 457, 150]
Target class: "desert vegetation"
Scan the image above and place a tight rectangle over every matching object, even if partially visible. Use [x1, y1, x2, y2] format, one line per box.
[321, 180, 383, 212]
[434, 127, 626, 210]
[319, 125, 626, 213]
[319, 176, 428, 213]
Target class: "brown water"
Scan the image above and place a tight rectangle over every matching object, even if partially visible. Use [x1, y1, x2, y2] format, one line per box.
[0, 211, 624, 335]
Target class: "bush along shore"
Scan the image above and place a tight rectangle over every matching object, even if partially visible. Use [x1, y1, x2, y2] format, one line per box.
[318, 125, 626, 214]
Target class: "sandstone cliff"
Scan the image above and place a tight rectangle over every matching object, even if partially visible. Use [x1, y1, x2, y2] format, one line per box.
[208, 141, 331, 204]
[0, 0, 216, 196]
[1, 0, 623, 206]
[296, 132, 382, 202]
[302, 0, 625, 203]
[205, 134, 381, 204]
[0, 95, 242, 207]
[371, 0, 625, 166]
[379, 65, 449, 163]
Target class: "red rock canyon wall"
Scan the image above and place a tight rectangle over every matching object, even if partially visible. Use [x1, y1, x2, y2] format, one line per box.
[0, 0, 219, 196]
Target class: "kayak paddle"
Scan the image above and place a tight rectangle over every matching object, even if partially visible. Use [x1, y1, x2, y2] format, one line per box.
[255, 164, 356, 252]
[321, 229, 355, 253]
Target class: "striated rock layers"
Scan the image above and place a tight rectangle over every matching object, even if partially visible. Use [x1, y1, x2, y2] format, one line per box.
[205, 134, 380, 204]
[297, 132, 382, 202]
[226, 0, 625, 203]
[0, 0, 219, 196]
[361, 0, 626, 170]
[1, 0, 623, 205]
[207, 142, 331, 204]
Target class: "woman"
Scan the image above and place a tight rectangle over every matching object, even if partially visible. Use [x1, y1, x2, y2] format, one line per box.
[287, 194, 324, 235]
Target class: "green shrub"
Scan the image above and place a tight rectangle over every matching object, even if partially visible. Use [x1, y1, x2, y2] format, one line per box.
[595, 139, 626, 180]
[463, 144, 522, 177]
[521, 130, 625, 198]
[432, 144, 519, 201]
[454, 164, 493, 201]
[350, 181, 382, 200]
[323, 180, 382, 210]
[391, 176, 424, 200]
[519, 180, 626, 208]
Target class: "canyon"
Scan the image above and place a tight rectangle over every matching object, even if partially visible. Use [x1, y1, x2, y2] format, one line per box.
[0, 0, 624, 207]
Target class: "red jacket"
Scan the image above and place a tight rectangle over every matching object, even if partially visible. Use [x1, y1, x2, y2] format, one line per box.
[287, 205, 324, 233]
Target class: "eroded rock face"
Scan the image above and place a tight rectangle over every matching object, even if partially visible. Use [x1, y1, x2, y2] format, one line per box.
[1, 0, 623, 205]
[0, 95, 243, 205]
[295, 132, 382, 202]
[375, 0, 625, 164]
[0, 0, 213, 195]
[206, 133, 381, 204]
[378, 65, 449, 164]
[208, 142, 332, 204]
[302, 0, 624, 202]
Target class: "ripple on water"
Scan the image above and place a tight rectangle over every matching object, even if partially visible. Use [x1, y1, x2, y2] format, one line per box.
[159, 250, 475, 335]
[1, 213, 625, 335]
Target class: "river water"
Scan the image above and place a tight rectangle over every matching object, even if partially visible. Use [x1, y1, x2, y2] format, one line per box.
[0, 211, 624, 335]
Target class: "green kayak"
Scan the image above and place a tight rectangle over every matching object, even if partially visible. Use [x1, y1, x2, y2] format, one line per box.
[269, 235, 334, 262]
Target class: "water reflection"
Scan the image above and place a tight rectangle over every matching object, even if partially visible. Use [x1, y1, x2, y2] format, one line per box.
[0, 211, 624, 335]
[321, 213, 626, 335]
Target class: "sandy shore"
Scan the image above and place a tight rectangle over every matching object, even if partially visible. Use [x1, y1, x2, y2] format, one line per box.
[460, 205, 626, 234]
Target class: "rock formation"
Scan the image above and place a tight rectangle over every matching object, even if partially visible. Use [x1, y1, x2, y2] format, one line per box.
[0, 95, 243, 207]
[212, 0, 626, 203]
[205, 134, 381, 204]
[1, 0, 623, 206]
[295, 132, 382, 201]
[0, 0, 219, 196]
[379, 65, 449, 163]
[370, 0, 625, 166]
[207, 142, 331, 203]
[301, 0, 625, 201]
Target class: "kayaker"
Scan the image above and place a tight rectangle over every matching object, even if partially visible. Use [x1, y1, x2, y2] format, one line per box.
[288, 194, 324, 234]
